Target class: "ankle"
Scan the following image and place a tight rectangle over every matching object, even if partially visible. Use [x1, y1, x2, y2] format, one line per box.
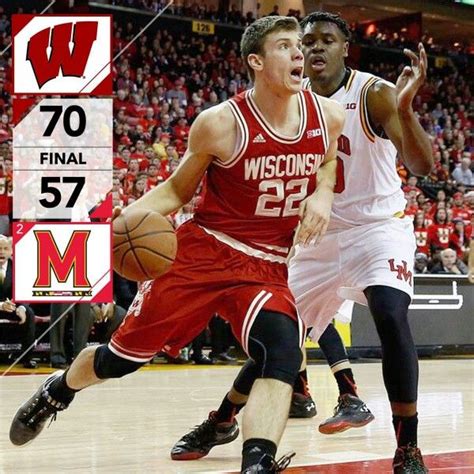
[393, 413, 418, 447]
[334, 369, 358, 397]
[214, 394, 245, 423]
[48, 371, 78, 405]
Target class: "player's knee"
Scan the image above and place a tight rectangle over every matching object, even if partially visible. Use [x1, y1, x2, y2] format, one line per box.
[233, 358, 259, 395]
[365, 285, 411, 335]
[247, 311, 302, 386]
[93, 344, 145, 379]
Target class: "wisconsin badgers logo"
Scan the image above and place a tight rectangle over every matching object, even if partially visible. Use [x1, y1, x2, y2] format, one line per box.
[13, 15, 111, 94]
[388, 259, 413, 286]
[27, 22, 98, 88]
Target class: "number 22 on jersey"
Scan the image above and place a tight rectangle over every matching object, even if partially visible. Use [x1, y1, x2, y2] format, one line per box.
[256, 178, 309, 217]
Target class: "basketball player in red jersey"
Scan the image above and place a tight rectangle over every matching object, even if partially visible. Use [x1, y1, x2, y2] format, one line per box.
[10, 16, 344, 473]
[174, 12, 433, 474]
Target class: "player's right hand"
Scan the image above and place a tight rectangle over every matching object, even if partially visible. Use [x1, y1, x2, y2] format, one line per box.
[296, 191, 332, 246]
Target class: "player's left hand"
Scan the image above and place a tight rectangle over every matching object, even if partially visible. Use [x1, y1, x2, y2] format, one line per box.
[396, 43, 427, 111]
[296, 191, 333, 246]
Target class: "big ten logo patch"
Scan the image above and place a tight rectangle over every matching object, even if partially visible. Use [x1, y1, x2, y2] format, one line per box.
[13, 15, 112, 94]
[13, 222, 112, 303]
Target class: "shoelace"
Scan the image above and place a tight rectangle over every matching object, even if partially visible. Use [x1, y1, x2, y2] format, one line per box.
[23, 395, 58, 428]
[404, 448, 424, 470]
[274, 452, 296, 472]
[332, 396, 350, 415]
[182, 418, 217, 445]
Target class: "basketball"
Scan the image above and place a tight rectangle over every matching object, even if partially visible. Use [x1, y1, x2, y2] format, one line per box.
[113, 208, 177, 282]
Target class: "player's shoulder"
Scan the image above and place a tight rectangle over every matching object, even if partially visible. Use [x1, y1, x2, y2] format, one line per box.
[317, 95, 345, 128]
[192, 101, 235, 132]
[364, 71, 396, 101]
[189, 101, 237, 159]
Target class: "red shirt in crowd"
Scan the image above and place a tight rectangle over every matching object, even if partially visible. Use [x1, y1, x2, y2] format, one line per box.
[427, 223, 452, 251]
[452, 206, 472, 226]
[449, 232, 468, 258]
[414, 225, 430, 255]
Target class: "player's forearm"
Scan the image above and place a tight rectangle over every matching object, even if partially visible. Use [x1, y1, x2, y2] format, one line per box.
[125, 180, 187, 217]
[315, 158, 337, 194]
[398, 108, 433, 176]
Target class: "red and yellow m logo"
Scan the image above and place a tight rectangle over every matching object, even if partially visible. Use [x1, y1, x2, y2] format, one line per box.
[34, 230, 91, 288]
[26, 22, 98, 88]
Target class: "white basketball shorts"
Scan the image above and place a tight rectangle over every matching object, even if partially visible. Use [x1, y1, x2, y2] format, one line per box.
[288, 217, 416, 341]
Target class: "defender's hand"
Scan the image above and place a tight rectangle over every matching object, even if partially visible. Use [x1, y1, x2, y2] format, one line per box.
[396, 43, 427, 112]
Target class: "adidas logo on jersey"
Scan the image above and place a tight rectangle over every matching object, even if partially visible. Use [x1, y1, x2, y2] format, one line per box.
[252, 133, 266, 143]
[307, 128, 322, 138]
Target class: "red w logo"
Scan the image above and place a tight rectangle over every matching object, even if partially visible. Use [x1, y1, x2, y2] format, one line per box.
[26, 22, 98, 88]
[34, 230, 91, 288]
[388, 259, 413, 286]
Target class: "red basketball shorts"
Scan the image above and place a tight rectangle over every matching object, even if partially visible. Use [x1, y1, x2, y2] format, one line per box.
[110, 221, 304, 362]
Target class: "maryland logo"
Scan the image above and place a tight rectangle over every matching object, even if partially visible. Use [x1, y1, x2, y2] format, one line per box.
[13, 223, 112, 303]
[13, 15, 112, 94]
[33, 230, 91, 288]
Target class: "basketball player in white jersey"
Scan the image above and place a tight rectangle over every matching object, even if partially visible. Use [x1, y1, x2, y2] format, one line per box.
[291, 12, 432, 473]
[172, 12, 433, 474]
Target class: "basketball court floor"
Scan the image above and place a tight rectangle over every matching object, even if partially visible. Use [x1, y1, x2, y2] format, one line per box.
[0, 359, 473, 473]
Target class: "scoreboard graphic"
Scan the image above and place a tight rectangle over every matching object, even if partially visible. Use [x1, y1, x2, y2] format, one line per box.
[12, 14, 114, 303]
[13, 98, 112, 221]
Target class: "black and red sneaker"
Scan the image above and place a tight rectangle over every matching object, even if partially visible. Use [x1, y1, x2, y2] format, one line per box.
[289, 392, 317, 419]
[10, 371, 71, 446]
[242, 452, 296, 473]
[393, 444, 429, 473]
[170, 411, 239, 460]
[318, 393, 374, 434]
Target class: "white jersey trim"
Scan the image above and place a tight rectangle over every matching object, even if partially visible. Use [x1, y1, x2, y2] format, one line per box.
[241, 290, 273, 354]
[359, 76, 379, 143]
[214, 101, 250, 169]
[246, 89, 307, 144]
[108, 341, 154, 363]
[309, 92, 329, 152]
[199, 225, 287, 264]
[250, 241, 289, 254]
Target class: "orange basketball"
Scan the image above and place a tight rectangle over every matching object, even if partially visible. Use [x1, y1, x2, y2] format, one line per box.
[113, 209, 177, 282]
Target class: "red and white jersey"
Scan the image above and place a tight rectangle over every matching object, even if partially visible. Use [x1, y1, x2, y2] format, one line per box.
[452, 206, 472, 226]
[427, 223, 452, 250]
[304, 70, 406, 229]
[414, 226, 430, 255]
[194, 89, 328, 263]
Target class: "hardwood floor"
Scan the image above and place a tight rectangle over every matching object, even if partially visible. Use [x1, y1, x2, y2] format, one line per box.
[0, 360, 473, 473]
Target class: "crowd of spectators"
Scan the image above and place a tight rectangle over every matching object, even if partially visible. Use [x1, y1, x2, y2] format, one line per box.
[0, 6, 473, 266]
[111, 0, 472, 55]
[0, 5, 472, 364]
[107, 18, 473, 274]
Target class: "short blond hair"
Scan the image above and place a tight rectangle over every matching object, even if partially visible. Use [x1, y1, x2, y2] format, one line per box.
[240, 16, 300, 81]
